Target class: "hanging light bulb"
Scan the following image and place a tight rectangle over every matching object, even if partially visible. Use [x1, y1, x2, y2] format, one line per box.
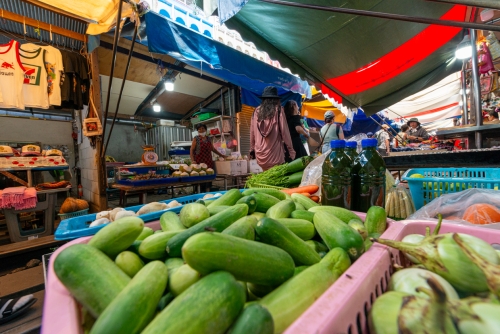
[153, 103, 161, 112]
[164, 79, 174, 92]
[455, 33, 472, 60]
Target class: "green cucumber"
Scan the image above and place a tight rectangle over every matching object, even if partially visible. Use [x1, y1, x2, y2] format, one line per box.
[364, 206, 387, 236]
[228, 303, 274, 334]
[364, 238, 373, 251]
[54, 244, 131, 318]
[236, 195, 257, 214]
[166, 204, 249, 257]
[154, 230, 163, 234]
[275, 218, 316, 240]
[256, 218, 321, 266]
[242, 188, 287, 200]
[160, 211, 186, 232]
[195, 199, 205, 205]
[142, 271, 246, 334]
[291, 193, 319, 210]
[208, 205, 231, 216]
[180, 203, 210, 227]
[165, 257, 184, 283]
[207, 189, 243, 208]
[169, 264, 201, 296]
[88, 216, 144, 258]
[183, 232, 295, 286]
[139, 231, 181, 260]
[294, 265, 309, 276]
[90, 261, 168, 334]
[259, 248, 350, 333]
[313, 211, 365, 261]
[115, 251, 144, 277]
[251, 212, 266, 220]
[136, 227, 154, 241]
[204, 199, 215, 206]
[247, 283, 275, 298]
[291, 209, 315, 222]
[157, 292, 175, 311]
[127, 240, 142, 255]
[305, 240, 329, 253]
[309, 206, 361, 224]
[266, 199, 295, 219]
[348, 219, 368, 240]
[222, 216, 256, 240]
[253, 193, 280, 213]
[294, 202, 306, 211]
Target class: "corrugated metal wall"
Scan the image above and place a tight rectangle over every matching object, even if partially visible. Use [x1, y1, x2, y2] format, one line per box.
[145, 126, 192, 160]
[238, 105, 254, 157]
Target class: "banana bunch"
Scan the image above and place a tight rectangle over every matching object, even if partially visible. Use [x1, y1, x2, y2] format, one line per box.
[385, 186, 416, 219]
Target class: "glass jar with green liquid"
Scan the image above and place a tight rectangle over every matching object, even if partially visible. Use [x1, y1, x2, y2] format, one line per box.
[351, 138, 386, 212]
[344, 141, 358, 160]
[321, 140, 352, 209]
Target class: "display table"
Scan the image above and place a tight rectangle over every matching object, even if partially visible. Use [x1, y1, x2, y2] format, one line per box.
[216, 173, 251, 190]
[0, 166, 69, 187]
[112, 180, 214, 206]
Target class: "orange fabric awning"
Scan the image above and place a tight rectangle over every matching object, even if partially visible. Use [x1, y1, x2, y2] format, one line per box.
[301, 100, 346, 124]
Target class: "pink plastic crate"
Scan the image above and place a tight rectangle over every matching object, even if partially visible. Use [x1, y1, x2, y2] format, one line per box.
[42, 215, 399, 334]
[41, 220, 161, 334]
[285, 220, 500, 334]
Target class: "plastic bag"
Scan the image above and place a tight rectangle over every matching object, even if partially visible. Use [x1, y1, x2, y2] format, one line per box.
[300, 154, 328, 196]
[408, 188, 500, 229]
[386, 185, 415, 220]
[345, 133, 368, 153]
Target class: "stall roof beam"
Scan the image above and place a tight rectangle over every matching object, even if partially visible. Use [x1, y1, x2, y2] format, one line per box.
[258, 0, 500, 31]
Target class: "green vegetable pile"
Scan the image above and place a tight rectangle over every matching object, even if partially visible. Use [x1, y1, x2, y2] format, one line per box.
[53, 188, 388, 334]
[369, 216, 500, 333]
[246, 156, 314, 188]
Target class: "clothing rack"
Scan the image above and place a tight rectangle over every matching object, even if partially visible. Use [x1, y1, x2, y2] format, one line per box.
[0, 8, 86, 42]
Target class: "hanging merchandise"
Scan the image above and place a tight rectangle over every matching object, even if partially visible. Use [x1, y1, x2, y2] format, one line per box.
[60, 50, 90, 110]
[0, 40, 25, 110]
[83, 86, 103, 137]
[19, 47, 50, 109]
[486, 31, 500, 60]
[23, 44, 64, 106]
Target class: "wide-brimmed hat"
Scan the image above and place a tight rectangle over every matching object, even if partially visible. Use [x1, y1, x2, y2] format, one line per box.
[407, 117, 421, 126]
[260, 86, 280, 99]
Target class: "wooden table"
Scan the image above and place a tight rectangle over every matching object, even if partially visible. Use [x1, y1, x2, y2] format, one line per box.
[112, 179, 215, 206]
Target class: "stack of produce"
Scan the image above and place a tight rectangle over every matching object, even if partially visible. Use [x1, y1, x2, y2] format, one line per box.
[53, 187, 389, 333]
[246, 156, 314, 188]
[370, 216, 500, 333]
[385, 186, 415, 220]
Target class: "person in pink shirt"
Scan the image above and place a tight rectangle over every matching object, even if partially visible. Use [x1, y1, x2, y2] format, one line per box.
[250, 86, 296, 171]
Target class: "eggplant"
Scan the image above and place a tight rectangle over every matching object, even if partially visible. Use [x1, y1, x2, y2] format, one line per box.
[388, 268, 459, 300]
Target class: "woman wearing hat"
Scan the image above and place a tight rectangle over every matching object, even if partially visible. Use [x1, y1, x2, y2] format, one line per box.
[406, 118, 429, 143]
[319, 110, 344, 154]
[250, 86, 295, 171]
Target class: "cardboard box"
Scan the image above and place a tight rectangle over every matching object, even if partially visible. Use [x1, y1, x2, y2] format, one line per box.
[248, 159, 263, 174]
[215, 160, 248, 175]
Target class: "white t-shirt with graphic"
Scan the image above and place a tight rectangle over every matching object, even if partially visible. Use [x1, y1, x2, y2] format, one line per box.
[20, 47, 49, 109]
[0, 40, 25, 110]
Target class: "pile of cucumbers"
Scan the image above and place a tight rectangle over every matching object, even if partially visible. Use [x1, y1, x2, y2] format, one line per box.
[54, 188, 388, 334]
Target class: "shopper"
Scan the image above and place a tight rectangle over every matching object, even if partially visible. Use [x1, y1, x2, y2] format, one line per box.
[395, 124, 409, 146]
[374, 124, 391, 156]
[320, 110, 344, 154]
[250, 86, 295, 171]
[485, 109, 500, 123]
[284, 100, 309, 161]
[366, 132, 374, 139]
[407, 117, 429, 143]
[190, 123, 226, 192]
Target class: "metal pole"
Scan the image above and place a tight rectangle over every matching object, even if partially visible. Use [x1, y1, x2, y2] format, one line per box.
[461, 65, 469, 125]
[470, 29, 482, 148]
[100, 0, 124, 158]
[102, 25, 138, 158]
[258, 0, 500, 32]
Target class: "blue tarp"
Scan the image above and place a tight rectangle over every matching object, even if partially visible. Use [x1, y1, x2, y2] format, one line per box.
[144, 12, 311, 98]
[241, 88, 302, 108]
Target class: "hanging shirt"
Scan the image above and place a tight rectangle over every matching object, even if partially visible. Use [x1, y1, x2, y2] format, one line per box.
[60, 50, 89, 110]
[20, 47, 50, 109]
[23, 44, 64, 106]
[0, 40, 26, 110]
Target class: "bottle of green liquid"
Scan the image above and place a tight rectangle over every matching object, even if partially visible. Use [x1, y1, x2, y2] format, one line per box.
[321, 140, 352, 209]
[344, 141, 358, 161]
[351, 139, 386, 212]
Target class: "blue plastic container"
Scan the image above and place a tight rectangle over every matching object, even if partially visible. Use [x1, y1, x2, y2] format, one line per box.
[54, 190, 232, 241]
[116, 177, 180, 186]
[180, 175, 216, 183]
[402, 168, 500, 210]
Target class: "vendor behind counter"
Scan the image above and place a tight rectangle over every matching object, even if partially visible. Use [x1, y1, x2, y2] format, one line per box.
[406, 117, 429, 143]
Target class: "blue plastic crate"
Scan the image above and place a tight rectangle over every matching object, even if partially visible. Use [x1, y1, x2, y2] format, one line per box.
[54, 190, 232, 241]
[180, 175, 216, 183]
[402, 168, 500, 210]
